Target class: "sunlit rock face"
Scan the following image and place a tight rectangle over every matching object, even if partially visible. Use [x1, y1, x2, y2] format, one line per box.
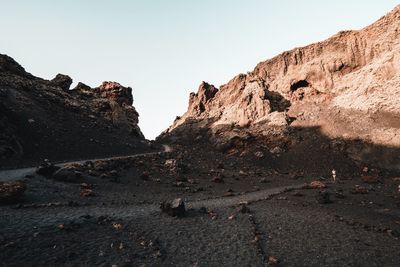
[162, 5, 400, 170]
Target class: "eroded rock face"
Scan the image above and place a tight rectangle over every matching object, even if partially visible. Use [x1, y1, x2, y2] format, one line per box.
[163, 5, 400, 170]
[0, 54, 145, 166]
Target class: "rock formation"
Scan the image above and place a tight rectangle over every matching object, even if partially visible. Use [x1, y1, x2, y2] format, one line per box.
[0, 54, 147, 167]
[162, 5, 400, 170]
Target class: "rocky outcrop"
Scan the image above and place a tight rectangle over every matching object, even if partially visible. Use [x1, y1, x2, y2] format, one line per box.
[163, 5, 400, 170]
[0, 54, 147, 167]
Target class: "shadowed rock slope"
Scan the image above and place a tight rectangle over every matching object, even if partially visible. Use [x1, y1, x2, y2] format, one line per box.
[0, 54, 151, 168]
[161, 5, 400, 171]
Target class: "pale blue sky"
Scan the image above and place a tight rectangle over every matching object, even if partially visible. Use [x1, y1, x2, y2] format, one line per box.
[1, 1, 398, 139]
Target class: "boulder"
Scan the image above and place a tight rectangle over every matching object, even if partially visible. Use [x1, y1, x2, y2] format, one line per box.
[307, 180, 326, 189]
[160, 198, 186, 217]
[51, 74, 73, 91]
[36, 161, 60, 177]
[0, 180, 26, 204]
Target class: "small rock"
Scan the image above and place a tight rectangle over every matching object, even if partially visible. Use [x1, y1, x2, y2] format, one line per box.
[236, 204, 250, 213]
[308, 180, 326, 189]
[254, 151, 264, 158]
[270, 146, 283, 154]
[112, 223, 123, 230]
[80, 188, 95, 197]
[268, 256, 279, 266]
[160, 198, 186, 217]
[260, 177, 270, 183]
[334, 191, 346, 199]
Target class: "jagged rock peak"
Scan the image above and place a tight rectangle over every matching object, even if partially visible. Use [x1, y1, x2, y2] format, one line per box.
[98, 81, 133, 106]
[51, 74, 73, 91]
[0, 54, 32, 78]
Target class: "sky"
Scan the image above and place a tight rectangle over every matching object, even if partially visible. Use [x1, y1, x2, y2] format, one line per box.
[1, 0, 398, 139]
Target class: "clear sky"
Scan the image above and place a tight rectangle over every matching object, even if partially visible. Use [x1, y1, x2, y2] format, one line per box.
[1, 0, 398, 139]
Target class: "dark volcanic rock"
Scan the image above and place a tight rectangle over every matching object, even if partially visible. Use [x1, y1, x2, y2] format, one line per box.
[160, 198, 186, 217]
[36, 161, 61, 177]
[0, 53, 148, 167]
[0, 180, 26, 204]
[50, 74, 72, 91]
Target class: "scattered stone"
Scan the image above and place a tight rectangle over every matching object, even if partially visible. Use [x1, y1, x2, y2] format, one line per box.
[80, 188, 95, 197]
[335, 191, 346, 199]
[260, 177, 270, 183]
[316, 190, 332, 204]
[308, 180, 326, 189]
[208, 210, 218, 220]
[254, 151, 264, 158]
[270, 146, 283, 154]
[160, 198, 186, 217]
[236, 204, 250, 214]
[268, 256, 279, 266]
[0, 180, 26, 204]
[112, 223, 123, 230]
[164, 159, 176, 168]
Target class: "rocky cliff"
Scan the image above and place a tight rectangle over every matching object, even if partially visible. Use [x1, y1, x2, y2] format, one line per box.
[162, 5, 400, 171]
[0, 54, 148, 168]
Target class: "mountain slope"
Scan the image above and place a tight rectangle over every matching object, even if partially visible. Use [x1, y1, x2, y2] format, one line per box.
[162, 5, 400, 171]
[0, 54, 151, 168]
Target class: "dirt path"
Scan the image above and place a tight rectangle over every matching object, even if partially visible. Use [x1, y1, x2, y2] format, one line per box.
[3, 184, 302, 233]
[0, 145, 173, 181]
